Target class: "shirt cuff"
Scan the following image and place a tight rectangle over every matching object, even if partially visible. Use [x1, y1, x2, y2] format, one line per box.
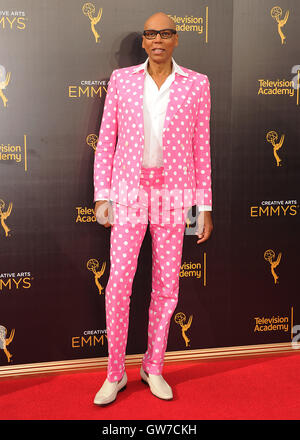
[197, 205, 212, 211]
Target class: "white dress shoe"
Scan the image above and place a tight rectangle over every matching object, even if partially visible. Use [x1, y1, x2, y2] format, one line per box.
[94, 372, 127, 406]
[140, 366, 173, 400]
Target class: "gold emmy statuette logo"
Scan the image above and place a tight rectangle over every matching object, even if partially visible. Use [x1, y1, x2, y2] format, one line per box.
[87, 258, 106, 294]
[0, 199, 13, 237]
[0, 65, 11, 108]
[0, 325, 15, 363]
[86, 134, 98, 151]
[185, 207, 201, 229]
[270, 6, 289, 45]
[174, 312, 193, 347]
[264, 249, 282, 284]
[186, 215, 191, 228]
[266, 130, 284, 166]
[82, 3, 102, 43]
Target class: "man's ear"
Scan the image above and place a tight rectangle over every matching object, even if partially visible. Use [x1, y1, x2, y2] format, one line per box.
[174, 34, 179, 47]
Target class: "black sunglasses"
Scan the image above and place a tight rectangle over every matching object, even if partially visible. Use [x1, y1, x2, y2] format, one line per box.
[143, 29, 177, 39]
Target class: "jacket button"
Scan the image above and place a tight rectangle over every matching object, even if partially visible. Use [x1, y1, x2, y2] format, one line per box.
[123, 165, 126, 169]
[125, 141, 128, 146]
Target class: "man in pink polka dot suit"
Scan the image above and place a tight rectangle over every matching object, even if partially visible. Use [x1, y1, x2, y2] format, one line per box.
[93, 12, 213, 405]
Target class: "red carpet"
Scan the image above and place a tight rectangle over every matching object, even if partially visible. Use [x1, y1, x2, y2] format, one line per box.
[0, 354, 300, 420]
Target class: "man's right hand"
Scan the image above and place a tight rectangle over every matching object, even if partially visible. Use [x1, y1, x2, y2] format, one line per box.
[95, 200, 112, 228]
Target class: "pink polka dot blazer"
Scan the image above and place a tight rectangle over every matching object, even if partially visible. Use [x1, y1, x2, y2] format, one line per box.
[94, 63, 212, 210]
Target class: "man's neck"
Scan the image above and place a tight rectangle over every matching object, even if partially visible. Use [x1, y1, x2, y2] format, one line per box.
[147, 58, 173, 78]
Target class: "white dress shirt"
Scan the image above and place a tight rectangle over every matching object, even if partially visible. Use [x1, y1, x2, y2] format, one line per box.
[134, 57, 188, 168]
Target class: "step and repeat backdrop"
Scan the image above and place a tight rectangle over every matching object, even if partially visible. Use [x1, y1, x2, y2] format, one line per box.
[0, 0, 299, 368]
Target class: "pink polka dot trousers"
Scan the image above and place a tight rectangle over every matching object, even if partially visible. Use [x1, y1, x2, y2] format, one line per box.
[105, 166, 190, 382]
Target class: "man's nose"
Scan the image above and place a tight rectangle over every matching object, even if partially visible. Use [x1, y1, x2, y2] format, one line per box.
[153, 32, 163, 41]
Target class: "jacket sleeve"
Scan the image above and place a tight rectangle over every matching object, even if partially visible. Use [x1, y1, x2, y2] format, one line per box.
[192, 75, 212, 211]
[93, 70, 118, 202]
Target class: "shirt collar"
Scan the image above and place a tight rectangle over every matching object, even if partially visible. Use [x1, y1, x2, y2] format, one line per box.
[132, 57, 188, 77]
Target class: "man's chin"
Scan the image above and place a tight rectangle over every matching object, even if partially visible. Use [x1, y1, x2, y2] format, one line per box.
[149, 53, 170, 63]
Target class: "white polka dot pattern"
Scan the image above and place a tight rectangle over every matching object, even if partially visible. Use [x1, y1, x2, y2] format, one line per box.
[105, 167, 188, 381]
[93, 64, 212, 210]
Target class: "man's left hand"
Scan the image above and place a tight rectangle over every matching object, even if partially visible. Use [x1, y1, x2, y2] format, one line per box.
[195, 211, 213, 244]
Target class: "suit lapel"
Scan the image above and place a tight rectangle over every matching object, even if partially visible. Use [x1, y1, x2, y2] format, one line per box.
[128, 69, 145, 141]
[163, 72, 193, 134]
[127, 66, 193, 140]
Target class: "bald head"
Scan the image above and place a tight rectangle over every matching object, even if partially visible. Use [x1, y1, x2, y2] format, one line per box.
[142, 12, 178, 65]
[144, 12, 176, 30]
